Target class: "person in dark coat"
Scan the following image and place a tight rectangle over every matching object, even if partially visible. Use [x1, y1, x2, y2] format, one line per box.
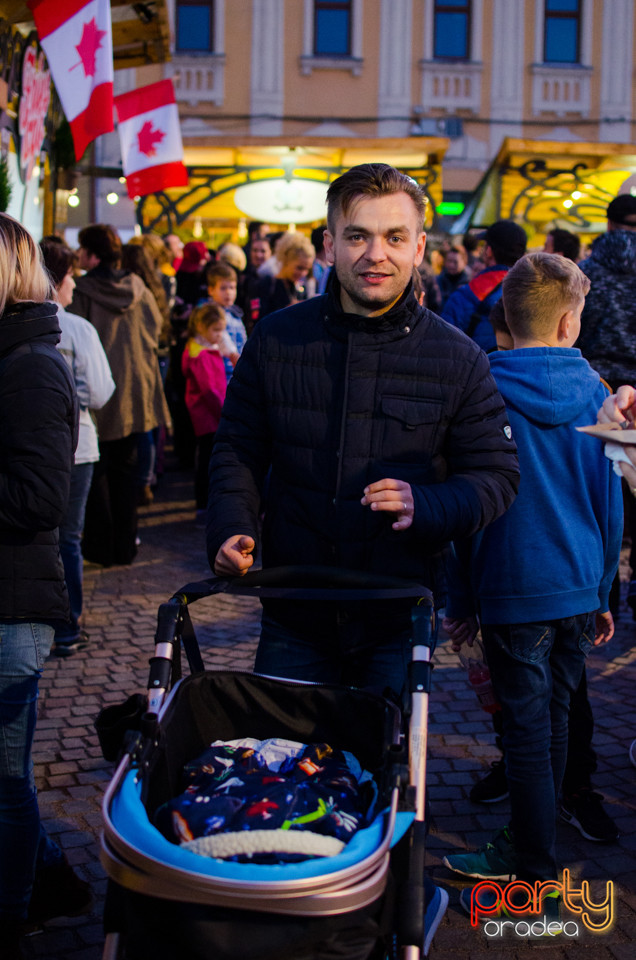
[0, 214, 90, 958]
[206, 165, 519, 955]
[208, 164, 520, 678]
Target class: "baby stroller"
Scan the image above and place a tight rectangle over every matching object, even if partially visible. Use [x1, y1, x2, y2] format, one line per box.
[99, 566, 437, 960]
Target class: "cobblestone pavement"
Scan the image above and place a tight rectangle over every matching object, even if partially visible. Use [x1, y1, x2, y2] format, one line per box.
[28, 464, 636, 959]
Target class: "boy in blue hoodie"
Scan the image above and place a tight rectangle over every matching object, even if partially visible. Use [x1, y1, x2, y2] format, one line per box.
[442, 252, 622, 910]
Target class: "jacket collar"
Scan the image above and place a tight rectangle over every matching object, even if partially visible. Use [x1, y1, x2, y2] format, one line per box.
[325, 275, 419, 335]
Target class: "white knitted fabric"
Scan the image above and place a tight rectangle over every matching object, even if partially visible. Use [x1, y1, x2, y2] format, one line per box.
[181, 829, 344, 860]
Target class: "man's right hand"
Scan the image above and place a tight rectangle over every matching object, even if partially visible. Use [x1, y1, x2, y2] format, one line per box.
[214, 535, 255, 576]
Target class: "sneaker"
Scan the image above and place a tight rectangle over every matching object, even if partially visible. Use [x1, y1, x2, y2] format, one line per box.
[469, 758, 509, 804]
[53, 630, 90, 658]
[442, 826, 516, 880]
[26, 860, 93, 929]
[560, 790, 619, 842]
[423, 885, 449, 956]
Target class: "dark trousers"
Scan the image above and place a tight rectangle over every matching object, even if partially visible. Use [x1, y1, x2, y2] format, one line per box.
[483, 613, 595, 881]
[82, 434, 140, 567]
[195, 432, 215, 511]
[491, 665, 597, 795]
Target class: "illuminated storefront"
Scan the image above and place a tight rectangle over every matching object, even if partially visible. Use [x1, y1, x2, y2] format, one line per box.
[135, 138, 449, 243]
[454, 138, 636, 245]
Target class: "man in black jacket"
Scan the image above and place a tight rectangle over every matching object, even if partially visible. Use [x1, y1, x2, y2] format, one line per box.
[208, 164, 519, 683]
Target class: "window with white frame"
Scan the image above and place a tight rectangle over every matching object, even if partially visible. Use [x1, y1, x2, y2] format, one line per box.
[176, 1, 214, 53]
[543, 0, 581, 63]
[313, 0, 352, 56]
[301, 0, 362, 75]
[433, 0, 471, 60]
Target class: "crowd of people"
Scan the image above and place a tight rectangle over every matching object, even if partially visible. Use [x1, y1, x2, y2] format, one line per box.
[1, 166, 635, 958]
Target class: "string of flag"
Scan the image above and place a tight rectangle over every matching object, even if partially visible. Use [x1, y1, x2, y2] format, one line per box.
[27, 0, 188, 198]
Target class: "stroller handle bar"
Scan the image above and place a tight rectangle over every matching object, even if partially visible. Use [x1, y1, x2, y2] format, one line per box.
[171, 565, 434, 606]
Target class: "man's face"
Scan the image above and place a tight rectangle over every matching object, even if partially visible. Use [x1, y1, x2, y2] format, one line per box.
[543, 234, 555, 254]
[324, 191, 426, 316]
[444, 251, 463, 275]
[78, 247, 99, 272]
[250, 239, 271, 268]
[166, 234, 184, 259]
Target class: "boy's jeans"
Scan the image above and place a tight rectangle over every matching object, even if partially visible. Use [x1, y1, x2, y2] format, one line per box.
[0, 622, 62, 918]
[482, 613, 595, 883]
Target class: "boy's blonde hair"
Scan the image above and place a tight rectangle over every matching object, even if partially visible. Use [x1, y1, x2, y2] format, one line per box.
[188, 302, 226, 337]
[502, 252, 590, 341]
[0, 213, 52, 316]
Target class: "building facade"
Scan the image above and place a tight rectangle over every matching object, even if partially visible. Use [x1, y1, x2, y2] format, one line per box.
[19, 0, 636, 240]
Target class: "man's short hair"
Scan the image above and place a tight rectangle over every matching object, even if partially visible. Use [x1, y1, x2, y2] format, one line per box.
[477, 220, 527, 267]
[547, 228, 581, 262]
[606, 193, 636, 228]
[326, 163, 427, 233]
[502, 252, 590, 342]
[77, 224, 122, 265]
[205, 261, 236, 287]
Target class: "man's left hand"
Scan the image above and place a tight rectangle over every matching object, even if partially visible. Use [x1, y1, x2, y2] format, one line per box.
[361, 478, 414, 530]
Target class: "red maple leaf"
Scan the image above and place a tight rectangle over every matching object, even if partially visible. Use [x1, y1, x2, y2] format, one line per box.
[137, 121, 165, 157]
[70, 18, 107, 77]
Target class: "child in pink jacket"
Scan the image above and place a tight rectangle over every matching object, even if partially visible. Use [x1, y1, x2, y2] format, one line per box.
[181, 303, 233, 517]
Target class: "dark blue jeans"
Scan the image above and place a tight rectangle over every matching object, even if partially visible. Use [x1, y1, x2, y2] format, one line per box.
[256, 612, 413, 698]
[482, 613, 595, 882]
[0, 622, 63, 918]
[56, 462, 94, 643]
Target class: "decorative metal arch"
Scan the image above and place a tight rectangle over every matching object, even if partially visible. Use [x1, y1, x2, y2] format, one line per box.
[136, 162, 441, 233]
[506, 157, 620, 233]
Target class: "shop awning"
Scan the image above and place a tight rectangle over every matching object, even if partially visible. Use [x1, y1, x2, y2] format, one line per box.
[136, 136, 450, 233]
[453, 137, 636, 242]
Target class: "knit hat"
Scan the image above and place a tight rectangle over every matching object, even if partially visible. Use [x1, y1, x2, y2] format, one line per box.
[180, 241, 209, 273]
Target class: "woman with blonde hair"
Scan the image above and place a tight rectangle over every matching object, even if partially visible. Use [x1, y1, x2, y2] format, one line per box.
[0, 215, 91, 956]
[259, 232, 315, 318]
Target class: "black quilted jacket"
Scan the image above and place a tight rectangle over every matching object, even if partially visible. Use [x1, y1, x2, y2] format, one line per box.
[0, 301, 78, 622]
[207, 283, 519, 601]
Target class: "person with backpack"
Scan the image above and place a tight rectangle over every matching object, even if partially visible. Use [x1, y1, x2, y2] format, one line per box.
[441, 220, 527, 352]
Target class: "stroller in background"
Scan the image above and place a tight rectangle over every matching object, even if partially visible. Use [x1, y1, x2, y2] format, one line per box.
[99, 566, 438, 960]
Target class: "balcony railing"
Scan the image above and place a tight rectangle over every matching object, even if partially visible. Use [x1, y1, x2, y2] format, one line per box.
[530, 64, 591, 117]
[418, 60, 482, 113]
[167, 54, 226, 106]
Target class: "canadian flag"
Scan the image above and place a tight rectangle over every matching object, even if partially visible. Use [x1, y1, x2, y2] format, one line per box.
[28, 0, 114, 161]
[114, 80, 188, 199]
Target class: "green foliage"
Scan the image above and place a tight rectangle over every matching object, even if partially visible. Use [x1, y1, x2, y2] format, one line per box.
[0, 155, 12, 213]
[53, 119, 76, 171]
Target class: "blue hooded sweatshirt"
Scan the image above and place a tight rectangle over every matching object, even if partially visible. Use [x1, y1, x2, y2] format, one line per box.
[448, 347, 622, 624]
